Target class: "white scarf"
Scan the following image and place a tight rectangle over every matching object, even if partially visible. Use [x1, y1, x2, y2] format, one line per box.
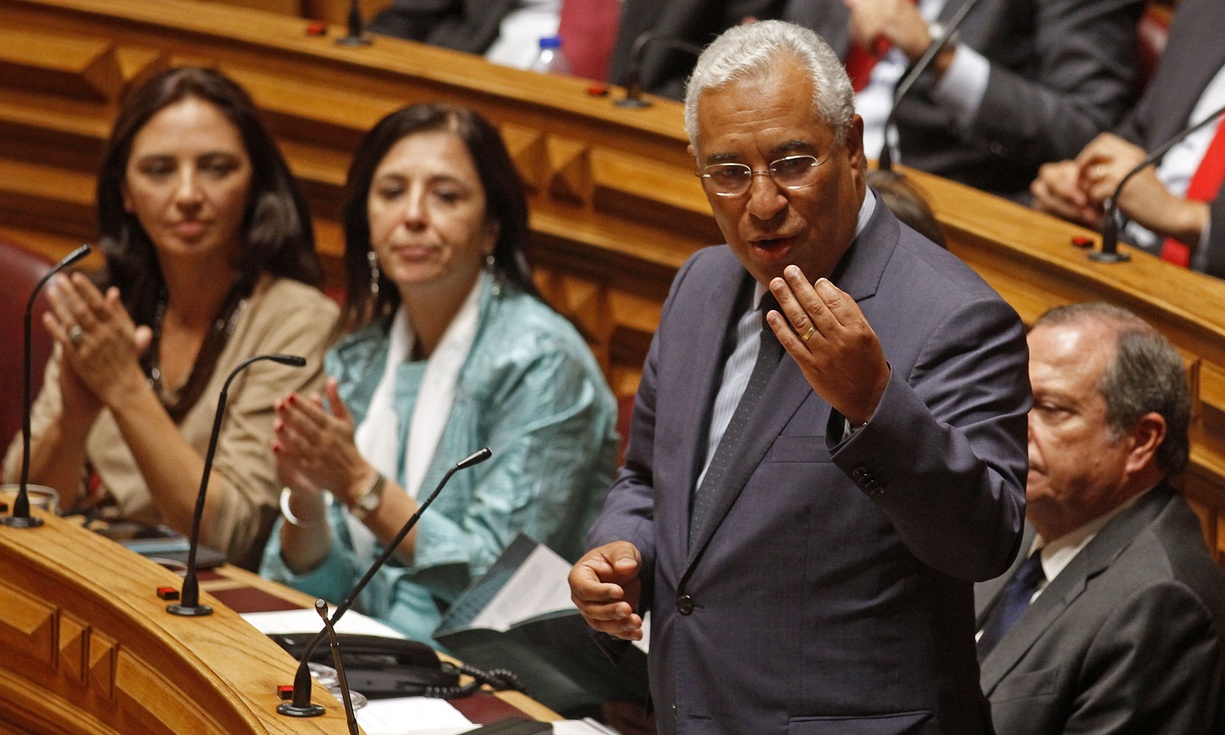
[346, 272, 485, 559]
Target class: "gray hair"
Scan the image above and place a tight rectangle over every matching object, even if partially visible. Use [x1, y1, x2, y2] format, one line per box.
[1034, 303, 1191, 476]
[683, 20, 855, 146]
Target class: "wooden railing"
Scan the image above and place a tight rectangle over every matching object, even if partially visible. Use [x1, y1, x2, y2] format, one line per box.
[2, 0, 1224, 569]
[0, 491, 352, 735]
[0, 489, 556, 734]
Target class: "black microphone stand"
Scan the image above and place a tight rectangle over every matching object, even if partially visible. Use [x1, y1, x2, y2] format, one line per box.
[166, 352, 307, 616]
[335, 0, 372, 47]
[615, 31, 703, 109]
[316, 598, 360, 734]
[878, 0, 983, 172]
[3, 243, 91, 530]
[278, 447, 492, 718]
[1093, 102, 1225, 263]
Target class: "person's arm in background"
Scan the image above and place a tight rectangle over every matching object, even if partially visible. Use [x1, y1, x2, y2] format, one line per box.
[1077, 133, 1212, 247]
[845, 0, 1143, 170]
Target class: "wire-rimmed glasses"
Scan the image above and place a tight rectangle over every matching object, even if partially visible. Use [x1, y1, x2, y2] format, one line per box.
[696, 154, 826, 197]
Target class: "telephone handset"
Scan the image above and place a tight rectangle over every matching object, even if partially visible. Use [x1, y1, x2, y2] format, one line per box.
[269, 632, 523, 699]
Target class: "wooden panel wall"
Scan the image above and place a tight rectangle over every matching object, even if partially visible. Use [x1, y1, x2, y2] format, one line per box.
[2, 0, 1225, 569]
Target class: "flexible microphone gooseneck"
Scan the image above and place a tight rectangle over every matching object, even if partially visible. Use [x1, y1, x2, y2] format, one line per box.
[877, 0, 984, 172]
[3, 243, 92, 530]
[1093, 102, 1225, 263]
[335, 0, 372, 46]
[615, 31, 704, 109]
[277, 446, 493, 718]
[165, 352, 307, 616]
[316, 598, 360, 735]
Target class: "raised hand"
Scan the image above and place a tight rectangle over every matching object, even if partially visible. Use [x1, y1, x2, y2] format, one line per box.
[767, 266, 889, 427]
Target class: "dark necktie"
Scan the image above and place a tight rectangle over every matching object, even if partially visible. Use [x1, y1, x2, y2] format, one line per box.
[977, 550, 1046, 662]
[689, 295, 784, 543]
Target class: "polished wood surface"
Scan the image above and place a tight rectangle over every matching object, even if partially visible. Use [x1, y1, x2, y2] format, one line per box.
[2, 0, 1225, 570]
[0, 491, 558, 733]
[0, 491, 351, 735]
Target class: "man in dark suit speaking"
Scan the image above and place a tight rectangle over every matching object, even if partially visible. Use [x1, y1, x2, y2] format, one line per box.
[977, 302, 1225, 734]
[568, 20, 1030, 735]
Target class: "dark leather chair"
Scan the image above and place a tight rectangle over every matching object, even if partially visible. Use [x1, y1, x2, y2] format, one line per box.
[0, 238, 55, 459]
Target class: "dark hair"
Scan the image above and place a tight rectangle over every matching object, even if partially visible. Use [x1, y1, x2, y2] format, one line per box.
[867, 170, 945, 248]
[1034, 302, 1191, 476]
[96, 66, 322, 324]
[340, 102, 536, 329]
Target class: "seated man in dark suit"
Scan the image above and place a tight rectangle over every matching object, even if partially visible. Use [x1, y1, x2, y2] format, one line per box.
[1031, 0, 1225, 278]
[977, 301, 1225, 735]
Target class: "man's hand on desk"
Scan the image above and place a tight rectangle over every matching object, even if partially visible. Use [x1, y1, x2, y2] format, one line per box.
[568, 541, 643, 641]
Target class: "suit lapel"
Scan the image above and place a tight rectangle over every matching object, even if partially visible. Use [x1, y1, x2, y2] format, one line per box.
[980, 486, 1175, 693]
[681, 197, 898, 571]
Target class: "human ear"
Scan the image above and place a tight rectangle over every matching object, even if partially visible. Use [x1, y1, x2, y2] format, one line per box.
[1123, 412, 1167, 475]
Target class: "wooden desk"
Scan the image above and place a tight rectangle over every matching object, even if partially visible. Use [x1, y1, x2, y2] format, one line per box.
[0, 494, 555, 734]
[3, 0, 1225, 570]
[0, 494, 350, 734]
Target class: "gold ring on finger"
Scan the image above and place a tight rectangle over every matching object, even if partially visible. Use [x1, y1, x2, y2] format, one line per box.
[801, 325, 817, 343]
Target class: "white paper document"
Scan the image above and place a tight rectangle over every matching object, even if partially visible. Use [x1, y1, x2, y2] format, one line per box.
[355, 696, 474, 735]
[242, 607, 405, 637]
[469, 542, 576, 631]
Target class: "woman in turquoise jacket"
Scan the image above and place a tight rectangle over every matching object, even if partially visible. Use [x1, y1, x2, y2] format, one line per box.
[261, 103, 618, 644]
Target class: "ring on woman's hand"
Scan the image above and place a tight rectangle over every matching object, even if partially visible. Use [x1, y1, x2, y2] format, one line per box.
[801, 325, 818, 343]
[67, 325, 84, 345]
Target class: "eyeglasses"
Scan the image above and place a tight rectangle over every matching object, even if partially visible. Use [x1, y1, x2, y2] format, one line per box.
[696, 154, 826, 197]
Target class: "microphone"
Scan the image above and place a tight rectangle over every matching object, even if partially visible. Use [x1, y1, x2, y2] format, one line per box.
[1093, 101, 1225, 263]
[316, 598, 360, 735]
[165, 352, 307, 617]
[336, 0, 372, 47]
[877, 0, 984, 172]
[615, 31, 704, 109]
[277, 447, 493, 718]
[3, 243, 91, 530]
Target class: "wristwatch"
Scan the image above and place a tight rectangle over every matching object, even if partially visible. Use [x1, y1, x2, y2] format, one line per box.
[351, 472, 387, 521]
